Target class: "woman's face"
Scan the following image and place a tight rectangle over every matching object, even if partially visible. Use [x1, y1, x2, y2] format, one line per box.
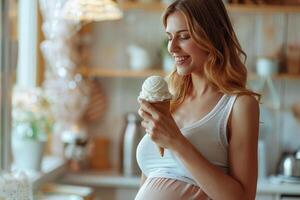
[165, 11, 207, 76]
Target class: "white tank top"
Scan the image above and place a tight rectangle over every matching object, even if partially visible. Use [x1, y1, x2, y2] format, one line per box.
[136, 94, 237, 186]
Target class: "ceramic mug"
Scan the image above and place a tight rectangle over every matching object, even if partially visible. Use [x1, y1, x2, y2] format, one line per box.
[256, 57, 279, 77]
[127, 45, 151, 71]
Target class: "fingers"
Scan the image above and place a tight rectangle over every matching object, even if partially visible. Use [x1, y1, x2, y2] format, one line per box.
[138, 108, 152, 121]
[139, 108, 156, 136]
[141, 120, 150, 129]
[141, 120, 154, 133]
[139, 100, 160, 120]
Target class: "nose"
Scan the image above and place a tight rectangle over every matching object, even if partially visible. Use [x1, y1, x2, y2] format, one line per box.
[168, 38, 180, 55]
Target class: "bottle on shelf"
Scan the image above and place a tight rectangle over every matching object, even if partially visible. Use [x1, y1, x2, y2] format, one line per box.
[120, 112, 144, 176]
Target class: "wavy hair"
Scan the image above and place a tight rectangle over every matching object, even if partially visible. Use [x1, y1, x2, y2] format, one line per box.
[162, 0, 260, 112]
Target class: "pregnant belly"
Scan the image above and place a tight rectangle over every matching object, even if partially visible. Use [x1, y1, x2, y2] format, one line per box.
[134, 177, 210, 200]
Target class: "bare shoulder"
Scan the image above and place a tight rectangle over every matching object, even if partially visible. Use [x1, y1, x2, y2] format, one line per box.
[230, 94, 260, 140]
[233, 94, 259, 115]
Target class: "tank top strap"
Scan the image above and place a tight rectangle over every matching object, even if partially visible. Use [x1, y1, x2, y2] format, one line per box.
[219, 95, 238, 149]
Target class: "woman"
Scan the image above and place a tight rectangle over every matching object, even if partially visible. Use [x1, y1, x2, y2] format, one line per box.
[136, 0, 260, 200]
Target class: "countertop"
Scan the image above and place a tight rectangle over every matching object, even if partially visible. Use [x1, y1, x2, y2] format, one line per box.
[257, 176, 300, 195]
[27, 156, 67, 190]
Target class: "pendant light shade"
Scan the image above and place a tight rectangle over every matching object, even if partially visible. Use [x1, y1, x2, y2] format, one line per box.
[63, 0, 123, 21]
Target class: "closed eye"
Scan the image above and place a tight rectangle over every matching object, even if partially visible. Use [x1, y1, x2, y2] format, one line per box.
[179, 34, 190, 40]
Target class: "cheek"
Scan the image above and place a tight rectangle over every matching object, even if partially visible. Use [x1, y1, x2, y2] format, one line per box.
[189, 46, 207, 61]
[183, 42, 200, 54]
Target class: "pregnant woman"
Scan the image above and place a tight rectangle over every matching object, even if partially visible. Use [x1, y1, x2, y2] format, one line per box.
[136, 0, 260, 199]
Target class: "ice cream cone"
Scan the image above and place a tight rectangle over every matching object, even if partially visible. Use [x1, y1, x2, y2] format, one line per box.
[151, 100, 170, 114]
[138, 76, 172, 158]
[150, 100, 170, 157]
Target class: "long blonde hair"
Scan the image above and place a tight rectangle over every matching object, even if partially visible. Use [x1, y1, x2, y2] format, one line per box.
[162, 0, 260, 112]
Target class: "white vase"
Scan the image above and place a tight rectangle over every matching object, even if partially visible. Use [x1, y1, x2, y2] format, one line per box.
[12, 138, 46, 171]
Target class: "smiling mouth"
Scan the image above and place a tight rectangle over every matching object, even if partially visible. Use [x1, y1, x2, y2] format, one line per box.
[174, 56, 190, 65]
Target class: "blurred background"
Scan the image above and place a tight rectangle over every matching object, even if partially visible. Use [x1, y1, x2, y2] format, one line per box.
[1, 0, 300, 200]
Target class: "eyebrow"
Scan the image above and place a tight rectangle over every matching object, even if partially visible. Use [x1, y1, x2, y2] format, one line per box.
[165, 29, 189, 35]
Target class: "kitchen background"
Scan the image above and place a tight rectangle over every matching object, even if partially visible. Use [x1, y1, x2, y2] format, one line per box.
[1, 0, 300, 200]
[87, 0, 300, 175]
[63, 1, 300, 199]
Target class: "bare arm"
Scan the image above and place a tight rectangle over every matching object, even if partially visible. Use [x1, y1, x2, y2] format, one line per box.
[172, 95, 259, 200]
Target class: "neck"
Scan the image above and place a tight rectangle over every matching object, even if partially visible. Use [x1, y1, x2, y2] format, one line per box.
[189, 73, 220, 100]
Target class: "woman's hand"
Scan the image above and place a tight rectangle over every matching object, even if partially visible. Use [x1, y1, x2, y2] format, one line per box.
[138, 99, 184, 150]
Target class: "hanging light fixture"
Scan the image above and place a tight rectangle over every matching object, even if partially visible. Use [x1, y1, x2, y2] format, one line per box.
[62, 0, 123, 22]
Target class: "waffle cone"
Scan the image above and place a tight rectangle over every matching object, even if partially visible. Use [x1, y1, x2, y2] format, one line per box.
[150, 100, 170, 115]
[150, 100, 170, 157]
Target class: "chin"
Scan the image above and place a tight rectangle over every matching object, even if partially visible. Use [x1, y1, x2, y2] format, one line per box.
[176, 65, 193, 76]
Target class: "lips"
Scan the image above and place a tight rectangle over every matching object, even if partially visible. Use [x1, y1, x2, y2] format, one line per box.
[174, 56, 190, 65]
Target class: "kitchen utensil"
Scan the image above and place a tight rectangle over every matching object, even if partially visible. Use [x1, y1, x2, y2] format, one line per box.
[283, 155, 298, 176]
[278, 152, 300, 177]
[296, 149, 300, 158]
[120, 113, 143, 176]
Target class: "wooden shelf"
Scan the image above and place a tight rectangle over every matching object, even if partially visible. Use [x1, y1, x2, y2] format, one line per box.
[272, 73, 300, 80]
[249, 73, 300, 80]
[119, 2, 300, 13]
[79, 67, 300, 79]
[78, 67, 167, 78]
[228, 4, 300, 13]
[120, 2, 166, 11]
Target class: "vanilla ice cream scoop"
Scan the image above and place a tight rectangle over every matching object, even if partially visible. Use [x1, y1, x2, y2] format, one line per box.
[138, 76, 172, 102]
[138, 75, 172, 157]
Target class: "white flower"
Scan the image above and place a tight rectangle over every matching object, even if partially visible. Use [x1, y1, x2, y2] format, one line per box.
[12, 87, 54, 140]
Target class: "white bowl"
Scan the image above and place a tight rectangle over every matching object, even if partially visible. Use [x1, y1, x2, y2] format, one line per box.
[256, 58, 279, 77]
